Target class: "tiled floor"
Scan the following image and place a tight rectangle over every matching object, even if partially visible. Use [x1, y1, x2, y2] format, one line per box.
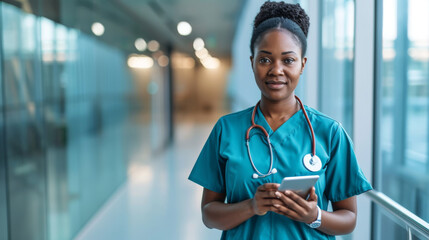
[74, 121, 222, 240]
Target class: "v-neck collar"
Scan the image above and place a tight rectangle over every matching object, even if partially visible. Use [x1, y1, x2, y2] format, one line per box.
[254, 105, 308, 144]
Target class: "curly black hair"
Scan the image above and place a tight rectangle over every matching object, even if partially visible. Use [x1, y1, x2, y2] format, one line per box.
[250, 1, 310, 56]
[254, 2, 309, 37]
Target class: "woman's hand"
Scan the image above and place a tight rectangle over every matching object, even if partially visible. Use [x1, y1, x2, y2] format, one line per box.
[251, 183, 282, 215]
[272, 187, 319, 224]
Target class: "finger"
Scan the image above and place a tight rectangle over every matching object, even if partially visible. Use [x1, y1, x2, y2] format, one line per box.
[257, 190, 279, 199]
[276, 191, 307, 215]
[269, 199, 284, 206]
[262, 183, 280, 190]
[256, 184, 268, 191]
[259, 198, 285, 210]
[273, 204, 300, 221]
[258, 203, 280, 214]
[259, 197, 285, 208]
[284, 190, 313, 210]
[257, 183, 278, 192]
[308, 187, 318, 202]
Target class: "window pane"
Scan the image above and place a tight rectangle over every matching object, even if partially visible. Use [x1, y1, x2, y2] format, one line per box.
[375, 0, 429, 239]
[319, 0, 355, 134]
[1, 2, 136, 239]
[2, 4, 47, 240]
[0, 5, 8, 240]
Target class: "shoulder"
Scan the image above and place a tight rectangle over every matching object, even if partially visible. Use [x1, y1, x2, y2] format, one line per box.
[304, 106, 355, 147]
[304, 106, 343, 133]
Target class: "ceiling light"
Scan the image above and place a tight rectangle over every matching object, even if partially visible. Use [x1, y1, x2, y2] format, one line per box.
[91, 22, 105, 36]
[177, 21, 192, 36]
[195, 48, 209, 59]
[158, 55, 169, 67]
[193, 38, 205, 51]
[135, 38, 147, 51]
[201, 57, 220, 69]
[148, 40, 160, 52]
[152, 51, 164, 60]
[127, 54, 154, 69]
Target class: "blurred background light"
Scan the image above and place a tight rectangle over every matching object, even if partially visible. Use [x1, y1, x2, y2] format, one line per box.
[91, 22, 105, 36]
[148, 40, 160, 52]
[193, 38, 205, 51]
[152, 50, 163, 60]
[201, 57, 220, 69]
[135, 38, 147, 51]
[157, 55, 169, 67]
[127, 54, 154, 69]
[195, 48, 209, 59]
[177, 21, 192, 36]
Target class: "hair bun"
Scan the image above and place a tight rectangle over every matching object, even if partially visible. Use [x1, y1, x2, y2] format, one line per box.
[253, 1, 309, 37]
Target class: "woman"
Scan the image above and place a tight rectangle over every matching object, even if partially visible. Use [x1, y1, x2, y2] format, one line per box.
[189, 2, 372, 239]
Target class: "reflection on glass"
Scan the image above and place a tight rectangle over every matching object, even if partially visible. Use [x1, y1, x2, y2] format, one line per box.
[375, 0, 429, 239]
[1, 2, 136, 240]
[319, 0, 355, 134]
[0, 5, 7, 237]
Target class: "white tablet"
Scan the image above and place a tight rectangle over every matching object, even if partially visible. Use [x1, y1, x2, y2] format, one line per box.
[278, 175, 319, 198]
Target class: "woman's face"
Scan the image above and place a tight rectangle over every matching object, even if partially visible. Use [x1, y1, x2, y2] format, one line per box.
[251, 29, 307, 103]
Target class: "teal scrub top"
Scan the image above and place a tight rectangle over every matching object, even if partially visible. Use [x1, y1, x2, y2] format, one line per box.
[189, 105, 373, 240]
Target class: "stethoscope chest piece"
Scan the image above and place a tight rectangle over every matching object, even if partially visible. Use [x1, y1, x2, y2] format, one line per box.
[303, 154, 322, 172]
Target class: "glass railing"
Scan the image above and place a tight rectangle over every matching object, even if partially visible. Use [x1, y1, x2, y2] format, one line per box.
[366, 190, 429, 240]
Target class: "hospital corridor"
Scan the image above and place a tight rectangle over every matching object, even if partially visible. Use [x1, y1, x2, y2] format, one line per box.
[74, 120, 221, 240]
[1, 0, 429, 239]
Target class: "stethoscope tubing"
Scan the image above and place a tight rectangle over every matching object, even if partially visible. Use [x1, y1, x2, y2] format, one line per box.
[295, 96, 316, 156]
[246, 95, 317, 178]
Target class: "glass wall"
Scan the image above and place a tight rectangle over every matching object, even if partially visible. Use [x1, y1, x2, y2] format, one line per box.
[0, 18, 7, 239]
[374, 0, 429, 239]
[319, 0, 355, 134]
[0, 2, 140, 239]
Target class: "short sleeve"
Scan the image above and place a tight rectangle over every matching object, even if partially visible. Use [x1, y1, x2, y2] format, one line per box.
[188, 120, 226, 193]
[324, 124, 373, 202]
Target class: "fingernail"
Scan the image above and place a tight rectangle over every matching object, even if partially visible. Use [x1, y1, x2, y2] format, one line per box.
[285, 190, 291, 195]
[275, 191, 281, 198]
[274, 204, 280, 208]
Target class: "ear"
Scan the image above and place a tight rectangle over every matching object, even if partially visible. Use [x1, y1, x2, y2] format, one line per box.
[300, 57, 308, 75]
[250, 56, 254, 71]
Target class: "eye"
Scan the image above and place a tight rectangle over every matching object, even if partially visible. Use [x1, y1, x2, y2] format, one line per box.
[258, 57, 271, 64]
[284, 58, 295, 64]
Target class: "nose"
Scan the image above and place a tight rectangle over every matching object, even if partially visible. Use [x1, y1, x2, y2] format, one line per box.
[269, 61, 284, 76]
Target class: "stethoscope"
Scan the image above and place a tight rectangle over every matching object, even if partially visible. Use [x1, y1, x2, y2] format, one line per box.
[245, 96, 322, 179]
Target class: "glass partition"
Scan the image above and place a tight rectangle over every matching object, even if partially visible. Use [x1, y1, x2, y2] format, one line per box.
[0, 5, 7, 239]
[319, 0, 355, 134]
[2, 4, 48, 239]
[374, 205, 428, 240]
[374, 0, 429, 239]
[0, 2, 138, 239]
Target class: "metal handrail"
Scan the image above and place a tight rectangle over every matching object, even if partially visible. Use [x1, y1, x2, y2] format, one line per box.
[365, 190, 429, 239]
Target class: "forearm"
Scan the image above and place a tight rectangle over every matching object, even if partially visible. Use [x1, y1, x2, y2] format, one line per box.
[202, 199, 255, 230]
[317, 209, 356, 235]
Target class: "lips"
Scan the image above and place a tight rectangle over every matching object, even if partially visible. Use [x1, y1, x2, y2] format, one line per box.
[265, 81, 287, 89]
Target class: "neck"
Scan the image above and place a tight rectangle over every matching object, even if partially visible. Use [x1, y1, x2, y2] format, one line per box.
[259, 95, 300, 121]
